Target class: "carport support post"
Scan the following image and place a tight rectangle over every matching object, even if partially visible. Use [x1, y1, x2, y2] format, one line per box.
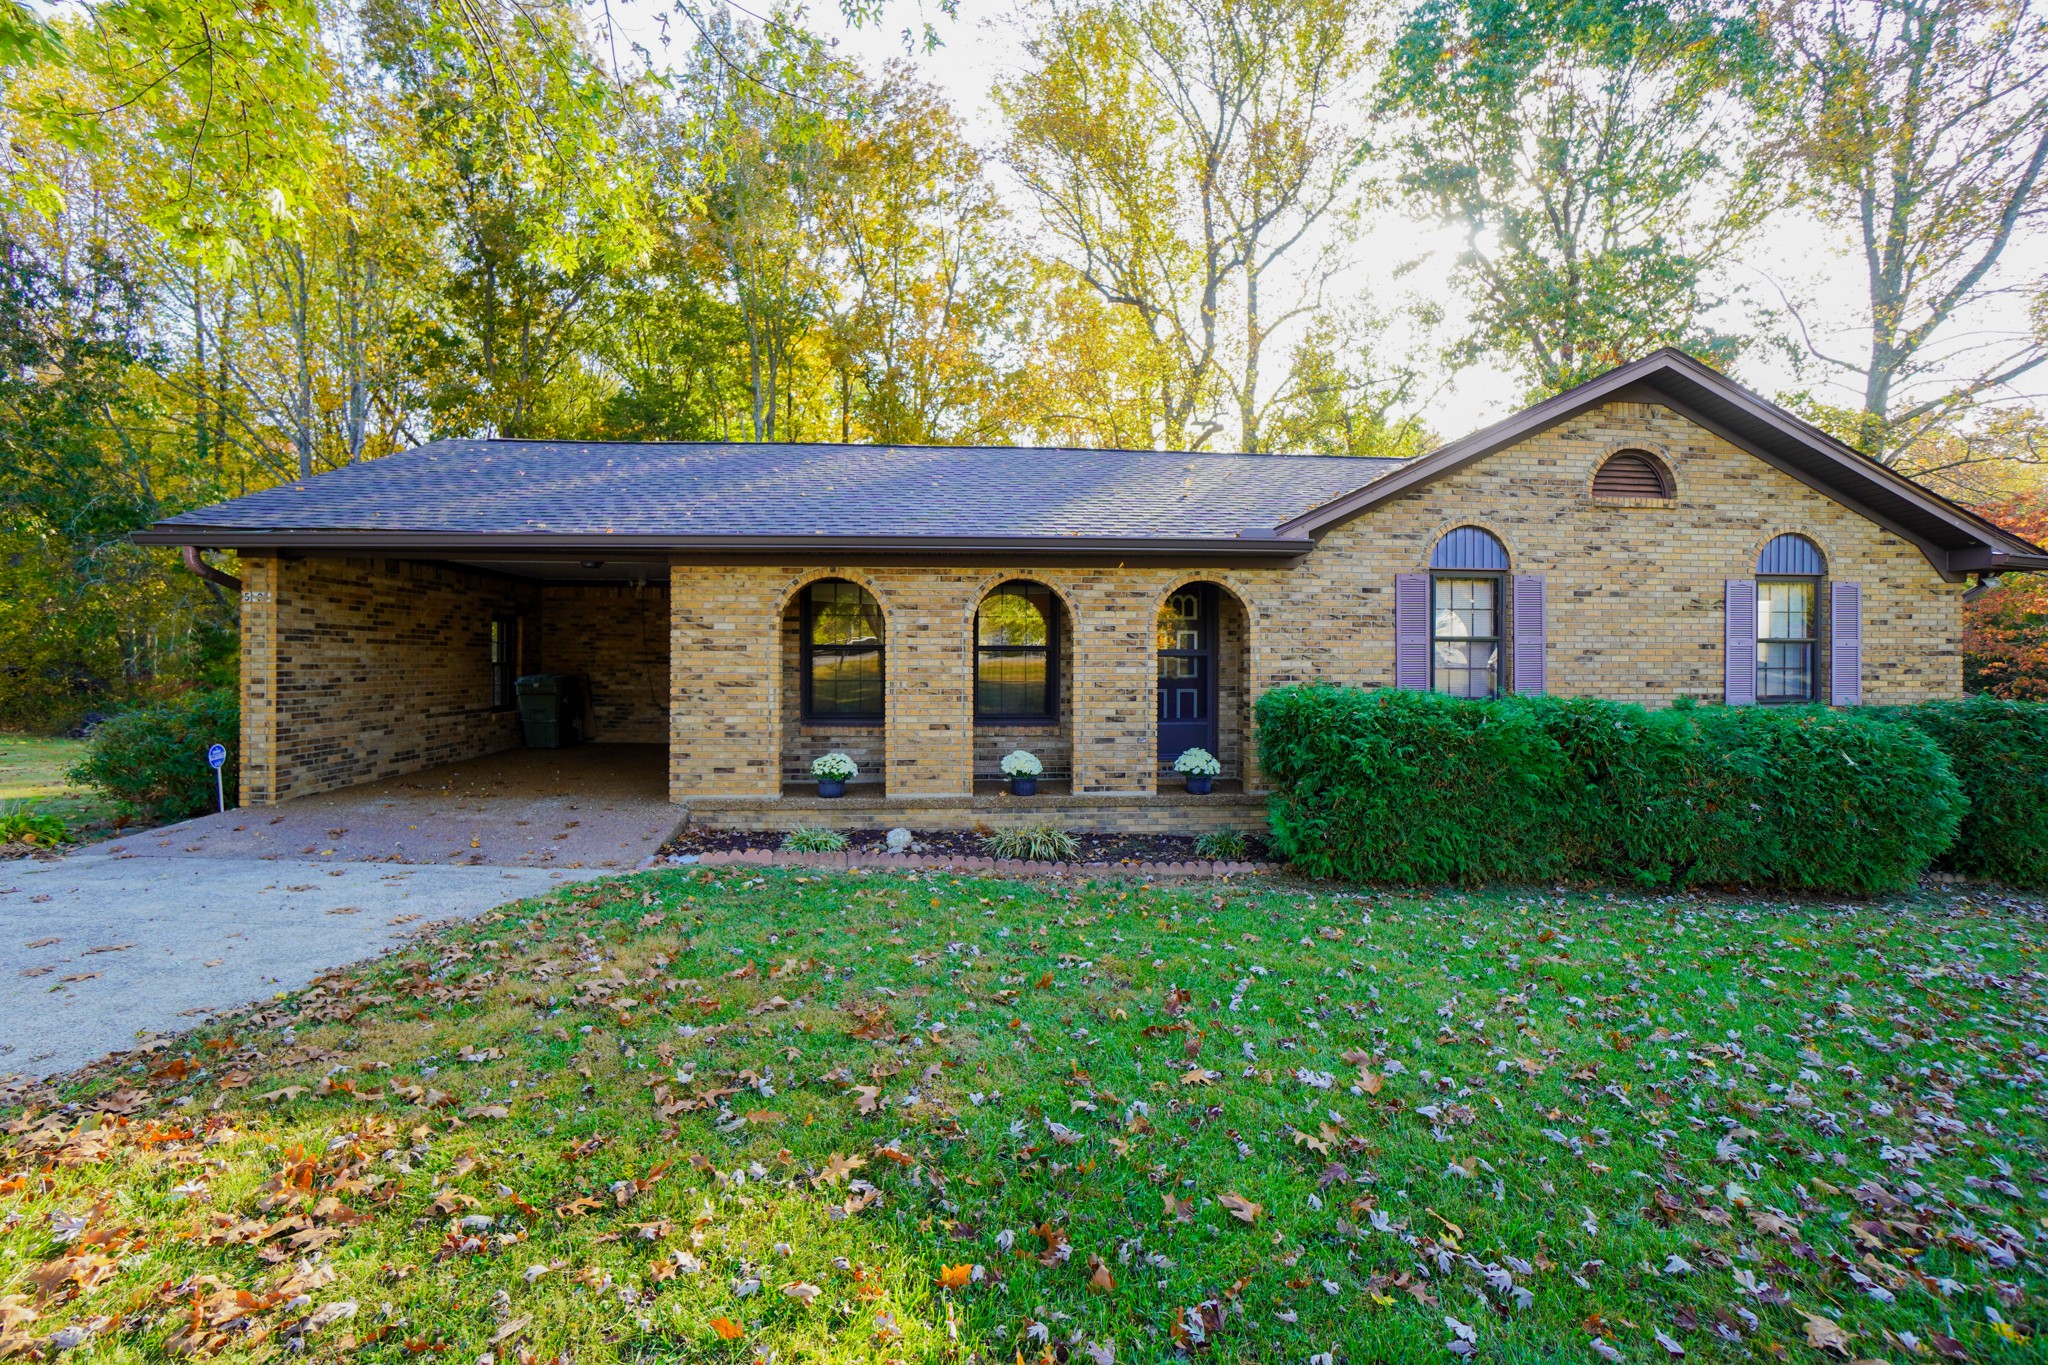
[238, 552, 281, 806]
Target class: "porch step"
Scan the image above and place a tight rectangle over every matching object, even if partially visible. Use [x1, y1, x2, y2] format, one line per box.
[657, 848, 1276, 878]
[681, 785, 1267, 835]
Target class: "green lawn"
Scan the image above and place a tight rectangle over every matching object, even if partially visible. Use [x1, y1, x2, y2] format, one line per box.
[0, 733, 120, 843]
[5, 870, 2043, 1363]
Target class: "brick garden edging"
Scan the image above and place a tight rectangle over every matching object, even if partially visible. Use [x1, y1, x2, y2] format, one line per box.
[654, 849, 1275, 878]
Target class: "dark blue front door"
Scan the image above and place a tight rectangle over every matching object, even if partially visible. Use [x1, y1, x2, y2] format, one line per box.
[1157, 585, 1215, 767]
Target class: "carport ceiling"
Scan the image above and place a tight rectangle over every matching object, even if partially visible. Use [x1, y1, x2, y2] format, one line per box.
[436, 557, 670, 583]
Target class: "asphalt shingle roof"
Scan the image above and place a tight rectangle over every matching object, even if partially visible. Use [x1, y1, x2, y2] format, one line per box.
[150, 440, 1408, 542]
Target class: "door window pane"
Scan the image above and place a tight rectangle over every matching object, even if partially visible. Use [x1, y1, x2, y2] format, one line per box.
[1158, 593, 1204, 651]
[489, 616, 514, 709]
[1157, 589, 1211, 725]
[1158, 656, 1208, 720]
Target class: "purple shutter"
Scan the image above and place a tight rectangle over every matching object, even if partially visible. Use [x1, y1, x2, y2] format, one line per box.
[1395, 573, 1429, 690]
[1724, 579, 1756, 706]
[1512, 575, 1546, 695]
[1830, 581, 1862, 706]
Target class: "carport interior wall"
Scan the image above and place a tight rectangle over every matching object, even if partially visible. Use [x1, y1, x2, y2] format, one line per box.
[238, 554, 669, 805]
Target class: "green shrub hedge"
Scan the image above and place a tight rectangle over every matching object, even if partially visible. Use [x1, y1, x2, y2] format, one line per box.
[1257, 686, 1966, 894]
[1255, 687, 1576, 885]
[1887, 696, 2048, 888]
[69, 688, 239, 824]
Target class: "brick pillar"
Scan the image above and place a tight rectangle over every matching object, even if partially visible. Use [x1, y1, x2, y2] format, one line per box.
[669, 562, 780, 799]
[884, 575, 974, 799]
[237, 553, 281, 806]
[1068, 569, 1157, 794]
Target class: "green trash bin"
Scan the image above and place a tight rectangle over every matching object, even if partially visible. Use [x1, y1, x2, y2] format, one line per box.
[515, 674, 584, 749]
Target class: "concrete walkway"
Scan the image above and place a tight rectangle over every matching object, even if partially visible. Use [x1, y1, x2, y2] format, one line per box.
[0, 745, 682, 1079]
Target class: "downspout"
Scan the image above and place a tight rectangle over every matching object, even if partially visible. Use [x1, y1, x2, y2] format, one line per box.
[181, 545, 243, 596]
[1962, 573, 2002, 603]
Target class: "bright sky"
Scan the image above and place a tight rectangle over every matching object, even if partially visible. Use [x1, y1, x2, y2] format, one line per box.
[44, 0, 2038, 447]
[695, 0, 2048, 446]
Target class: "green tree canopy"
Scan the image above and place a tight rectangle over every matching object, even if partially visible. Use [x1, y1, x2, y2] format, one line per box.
[1384, 0, 1776, 398]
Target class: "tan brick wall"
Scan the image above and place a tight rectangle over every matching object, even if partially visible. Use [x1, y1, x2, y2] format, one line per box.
[541, 583, 670, 743]
[664, 402, 1959, 807]
[1280, 401, 1963, 703]
[669, 566, 1264, 803]
[237, 555, 532, 803]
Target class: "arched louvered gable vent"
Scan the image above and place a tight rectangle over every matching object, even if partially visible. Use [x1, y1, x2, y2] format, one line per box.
[1757, 534, 1825, 576]
[1592, 449, 1672, 498]
[1429, 526, 1510, 571]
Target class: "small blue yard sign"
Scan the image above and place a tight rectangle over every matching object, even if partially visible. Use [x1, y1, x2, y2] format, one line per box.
[207, 743, 227, 812]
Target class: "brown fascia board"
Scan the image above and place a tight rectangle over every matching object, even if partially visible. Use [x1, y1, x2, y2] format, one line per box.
[128, 526, 1320, 562]
[1949, 546, 2048, 572]
[1637, 354, 2048, 560]
[1272, 348, 2048, 581]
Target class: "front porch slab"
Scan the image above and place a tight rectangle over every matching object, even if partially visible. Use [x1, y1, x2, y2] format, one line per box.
[680, 781, 1266, 835]
[128, 744, 680, 870]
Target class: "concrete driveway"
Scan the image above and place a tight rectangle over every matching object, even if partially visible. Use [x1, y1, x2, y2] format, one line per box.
[0, 744, 680, 1078]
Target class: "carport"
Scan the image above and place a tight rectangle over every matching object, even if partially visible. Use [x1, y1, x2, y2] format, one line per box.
[206, 549, 672, 809]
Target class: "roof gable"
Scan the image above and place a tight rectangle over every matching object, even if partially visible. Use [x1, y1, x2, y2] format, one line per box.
[1276, 349, 2047, 580]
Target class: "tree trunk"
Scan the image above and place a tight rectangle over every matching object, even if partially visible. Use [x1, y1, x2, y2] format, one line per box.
[288, 243, 314, 479]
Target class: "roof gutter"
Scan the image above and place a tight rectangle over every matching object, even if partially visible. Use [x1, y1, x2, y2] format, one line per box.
[1947, 546, 2048, 574]
[130, 525, 1321, 561]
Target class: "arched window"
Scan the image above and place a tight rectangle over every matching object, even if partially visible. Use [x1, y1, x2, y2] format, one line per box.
[1429, 527, 1509, 697]
[975, 581, 1057, 720]
[801, 580, 883, 722]
[1755, 535, 1825, 702]
[1592, 449, 1671, 499]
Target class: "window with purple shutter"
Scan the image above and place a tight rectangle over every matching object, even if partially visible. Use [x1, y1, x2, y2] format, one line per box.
[1394, 573, 1429, 690]
[1830, 581, 1862, 706]
[1724, 580, 1756, 705]
[1512, 576, 1545, 694]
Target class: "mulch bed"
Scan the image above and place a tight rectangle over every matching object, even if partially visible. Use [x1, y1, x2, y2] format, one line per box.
[658, 825, 1267, 866]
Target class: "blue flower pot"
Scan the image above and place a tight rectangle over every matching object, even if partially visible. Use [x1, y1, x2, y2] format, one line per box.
[817, 778, 847, 798]
[1010, 777, 1037, 797]
[1185, 775, 1212, 795]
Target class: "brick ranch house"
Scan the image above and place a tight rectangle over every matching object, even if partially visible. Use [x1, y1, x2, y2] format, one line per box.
[136, 350, 2048, 835]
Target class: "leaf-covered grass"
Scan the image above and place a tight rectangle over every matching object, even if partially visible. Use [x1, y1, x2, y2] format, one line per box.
[0, 734, 118, 843]
[4, 870, 2044, 1363]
